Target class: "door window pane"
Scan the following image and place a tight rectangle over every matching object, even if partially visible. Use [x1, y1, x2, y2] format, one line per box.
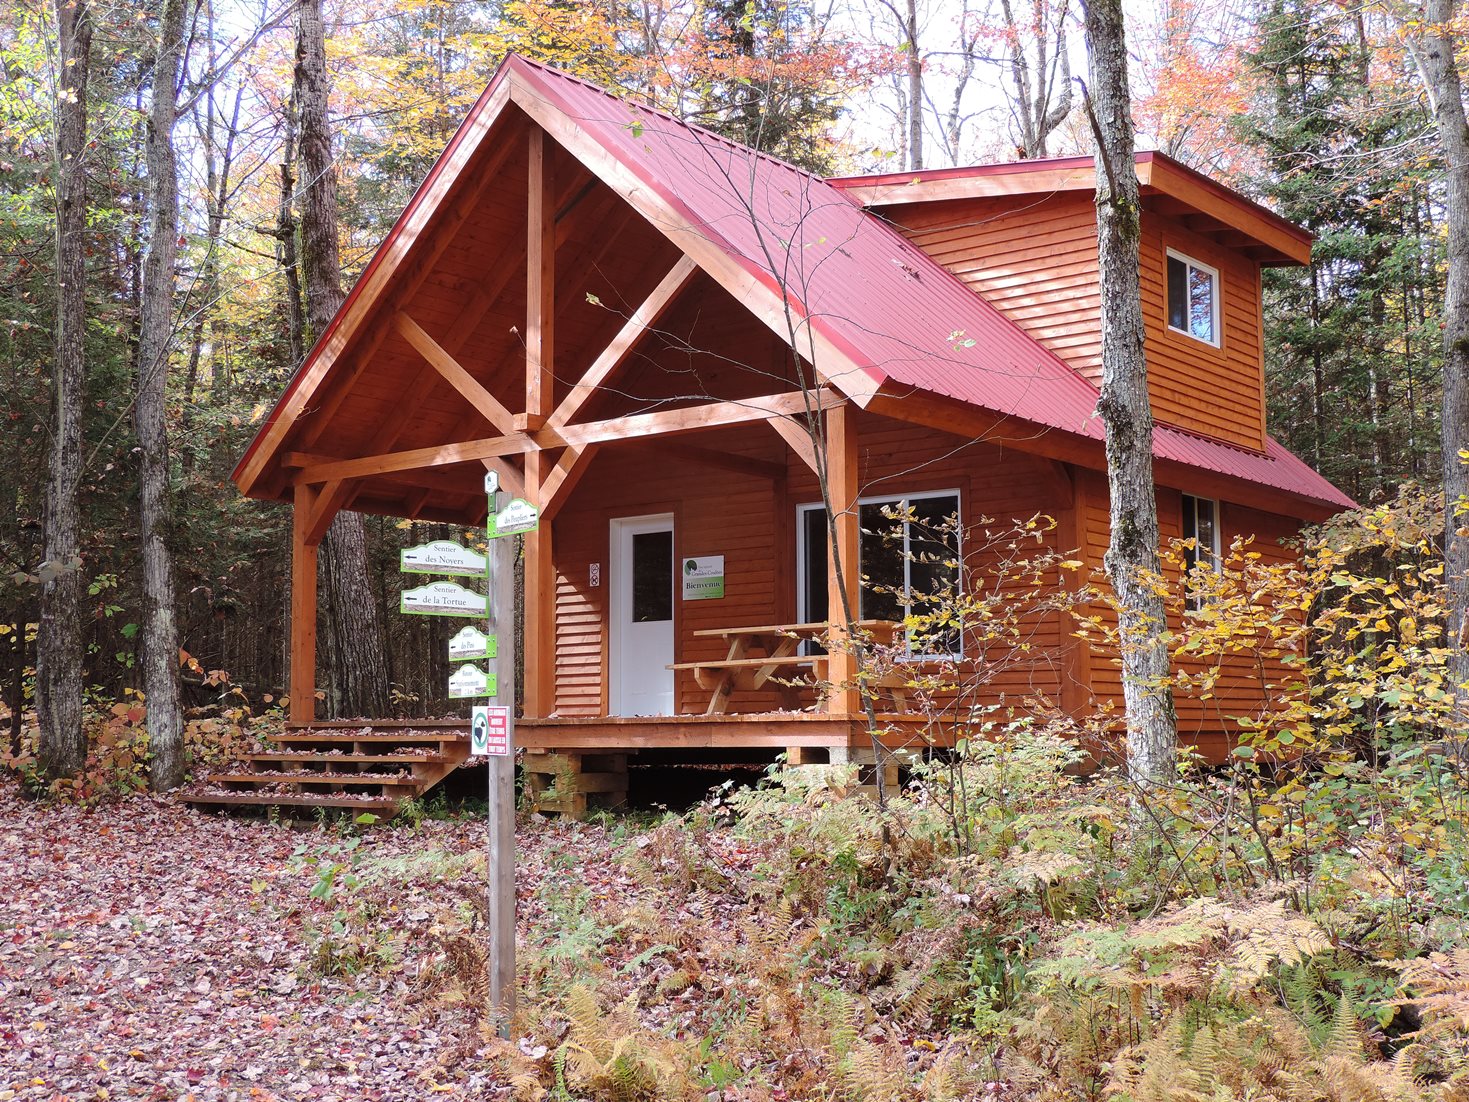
[631, 530, 672, 623]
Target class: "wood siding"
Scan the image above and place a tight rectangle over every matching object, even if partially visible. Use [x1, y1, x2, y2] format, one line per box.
[550, 411, 1078, 722]
[890, 194, 1269, 452]
[1073, 468, 1305, 762]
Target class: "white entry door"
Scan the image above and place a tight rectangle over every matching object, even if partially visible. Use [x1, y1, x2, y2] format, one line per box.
[609, 514, 675, 716]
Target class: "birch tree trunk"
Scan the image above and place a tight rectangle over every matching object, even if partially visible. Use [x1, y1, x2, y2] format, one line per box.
[294, 0, 390, 719]
[1412, 0, 1469, 727]
[1082, 0, 1178, 787]
[37, 0, 93, 780]
[135, 0, 188, 791]
[905, 0, 923, 170]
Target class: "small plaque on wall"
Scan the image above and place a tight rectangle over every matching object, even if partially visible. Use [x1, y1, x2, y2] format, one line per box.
[681, 555, 725, 600]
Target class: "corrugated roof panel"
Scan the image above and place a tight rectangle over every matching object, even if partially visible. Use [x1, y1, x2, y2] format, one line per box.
[513, 57, 1351, 513]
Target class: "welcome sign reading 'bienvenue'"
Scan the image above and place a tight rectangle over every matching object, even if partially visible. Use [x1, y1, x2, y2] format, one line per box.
[681, 555, 725, 600]
[447, 624, 497, 662]
[399, 580, 488, 617]
[400, 540, 487, 577]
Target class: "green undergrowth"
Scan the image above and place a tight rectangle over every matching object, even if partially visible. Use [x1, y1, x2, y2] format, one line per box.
[300, 718, 1469, 1102]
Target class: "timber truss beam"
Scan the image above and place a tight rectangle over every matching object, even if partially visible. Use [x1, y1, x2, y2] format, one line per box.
[288, 388, 841, 490]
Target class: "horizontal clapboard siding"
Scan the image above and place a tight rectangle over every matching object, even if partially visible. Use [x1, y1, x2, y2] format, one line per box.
[892, 193, 1269, 453]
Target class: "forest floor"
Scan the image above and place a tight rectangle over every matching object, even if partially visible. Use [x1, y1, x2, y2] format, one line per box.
[0, 786, 534, 1101]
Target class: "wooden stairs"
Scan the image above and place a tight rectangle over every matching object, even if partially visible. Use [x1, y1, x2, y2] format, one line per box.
[183, 724, 471, 818]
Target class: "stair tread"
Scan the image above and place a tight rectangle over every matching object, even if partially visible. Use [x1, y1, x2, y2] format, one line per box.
[245, 752, 450, 764]
[207, 772, 420, 786]
[272, 732, 467, 744]
[183, 793, 403, 811]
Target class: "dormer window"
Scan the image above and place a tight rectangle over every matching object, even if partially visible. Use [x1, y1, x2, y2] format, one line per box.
[1166, 250, 1220, 346]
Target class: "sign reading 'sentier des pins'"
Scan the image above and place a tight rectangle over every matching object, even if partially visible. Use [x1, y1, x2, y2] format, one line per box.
[400, 580, 488, 617]
[400, 540, 487, 577]
[448, 624, 497, 662]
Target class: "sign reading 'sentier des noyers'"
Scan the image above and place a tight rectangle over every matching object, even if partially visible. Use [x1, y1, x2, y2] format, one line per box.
[400, 540, 487, 577]
[400, 580, 488, 617]
[681, 555, 725, 600]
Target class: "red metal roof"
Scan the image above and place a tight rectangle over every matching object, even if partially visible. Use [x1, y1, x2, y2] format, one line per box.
[507, 57, 1352, 512]
[236, 54, 1354, 515]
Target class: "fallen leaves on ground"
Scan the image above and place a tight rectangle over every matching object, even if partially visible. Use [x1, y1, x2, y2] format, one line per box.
[0, 787, 508, 1101]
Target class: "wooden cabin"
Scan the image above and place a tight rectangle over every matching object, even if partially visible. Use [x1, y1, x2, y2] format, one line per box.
[208, 56, 1353, 815]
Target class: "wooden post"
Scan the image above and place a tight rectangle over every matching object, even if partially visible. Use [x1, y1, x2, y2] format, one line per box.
[523, 453, 556, 717]
[289, 483, 320, 725]
[825, 402, 861, 717]
[523, 126, 556, 718]
[487, 485, 517, 1031]
[525, 128, 554, 428]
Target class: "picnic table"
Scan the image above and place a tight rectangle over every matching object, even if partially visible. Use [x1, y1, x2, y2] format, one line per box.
[668, 620, 902, 715]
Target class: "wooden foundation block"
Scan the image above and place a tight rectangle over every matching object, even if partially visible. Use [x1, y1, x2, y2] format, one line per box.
[523, 751, 629, 819]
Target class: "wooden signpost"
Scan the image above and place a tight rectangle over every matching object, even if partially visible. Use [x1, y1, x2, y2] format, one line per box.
[483, 469, 523, 1033]
[395, 474, 526, 1031]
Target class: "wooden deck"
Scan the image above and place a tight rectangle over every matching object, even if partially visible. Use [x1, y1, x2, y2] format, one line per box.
[284, 712, 942, 751]
[183, 713, 937, 820]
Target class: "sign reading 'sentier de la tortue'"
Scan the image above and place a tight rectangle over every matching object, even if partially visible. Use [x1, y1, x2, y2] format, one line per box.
[448, 624, 497, 662]
[487, 497, 540, 539]
[400, 580, 488, 617]
[400, 539, 487, 577]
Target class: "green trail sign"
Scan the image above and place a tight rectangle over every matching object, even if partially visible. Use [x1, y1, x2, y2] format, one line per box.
[400, 540, 487, 577]
[400, 580, 488, 617]
[487, 497, 539, 539]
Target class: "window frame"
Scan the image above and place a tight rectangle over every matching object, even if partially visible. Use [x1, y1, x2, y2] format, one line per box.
[1180, 494, 1222, 611]
[1165, 248, 1222, 348]
[795, 488, 963, 659]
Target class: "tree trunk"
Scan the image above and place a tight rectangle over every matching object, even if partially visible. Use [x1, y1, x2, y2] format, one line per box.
[134, 0, 189, 791]
[905, 0, 923, 170]
[1413, 0, 1469, 726]
[37, 0, 93, 780]
[293, 0, 390, 719]
[1082, 0, 1178, 787]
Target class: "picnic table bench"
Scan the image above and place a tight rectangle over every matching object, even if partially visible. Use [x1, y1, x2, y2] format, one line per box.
[668, 620, 903, 715]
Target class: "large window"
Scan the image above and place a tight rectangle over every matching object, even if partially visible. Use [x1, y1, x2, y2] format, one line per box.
[797, 490, 962, 655]
[1181, 494, 1220, 610]
[1166, 250, 1220, 346]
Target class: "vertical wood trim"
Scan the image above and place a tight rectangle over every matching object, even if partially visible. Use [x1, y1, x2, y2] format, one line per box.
[825, 403, 861, 716]
[289, 483, 320, 725]
[526, 128, 554, 423]
[523, 449, 556, 717]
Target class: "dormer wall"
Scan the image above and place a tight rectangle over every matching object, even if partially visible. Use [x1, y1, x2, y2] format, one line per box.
[886, 191, 1269, 453]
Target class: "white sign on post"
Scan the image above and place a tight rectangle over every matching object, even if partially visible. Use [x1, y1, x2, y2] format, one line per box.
[400, 580, 488, 617]
[400, 540, 487, 577]
[471, 704, 511, 757]
[487, 497, 539, 539]
[448, 625, 497, 662]
[448, 663, 495, 700]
